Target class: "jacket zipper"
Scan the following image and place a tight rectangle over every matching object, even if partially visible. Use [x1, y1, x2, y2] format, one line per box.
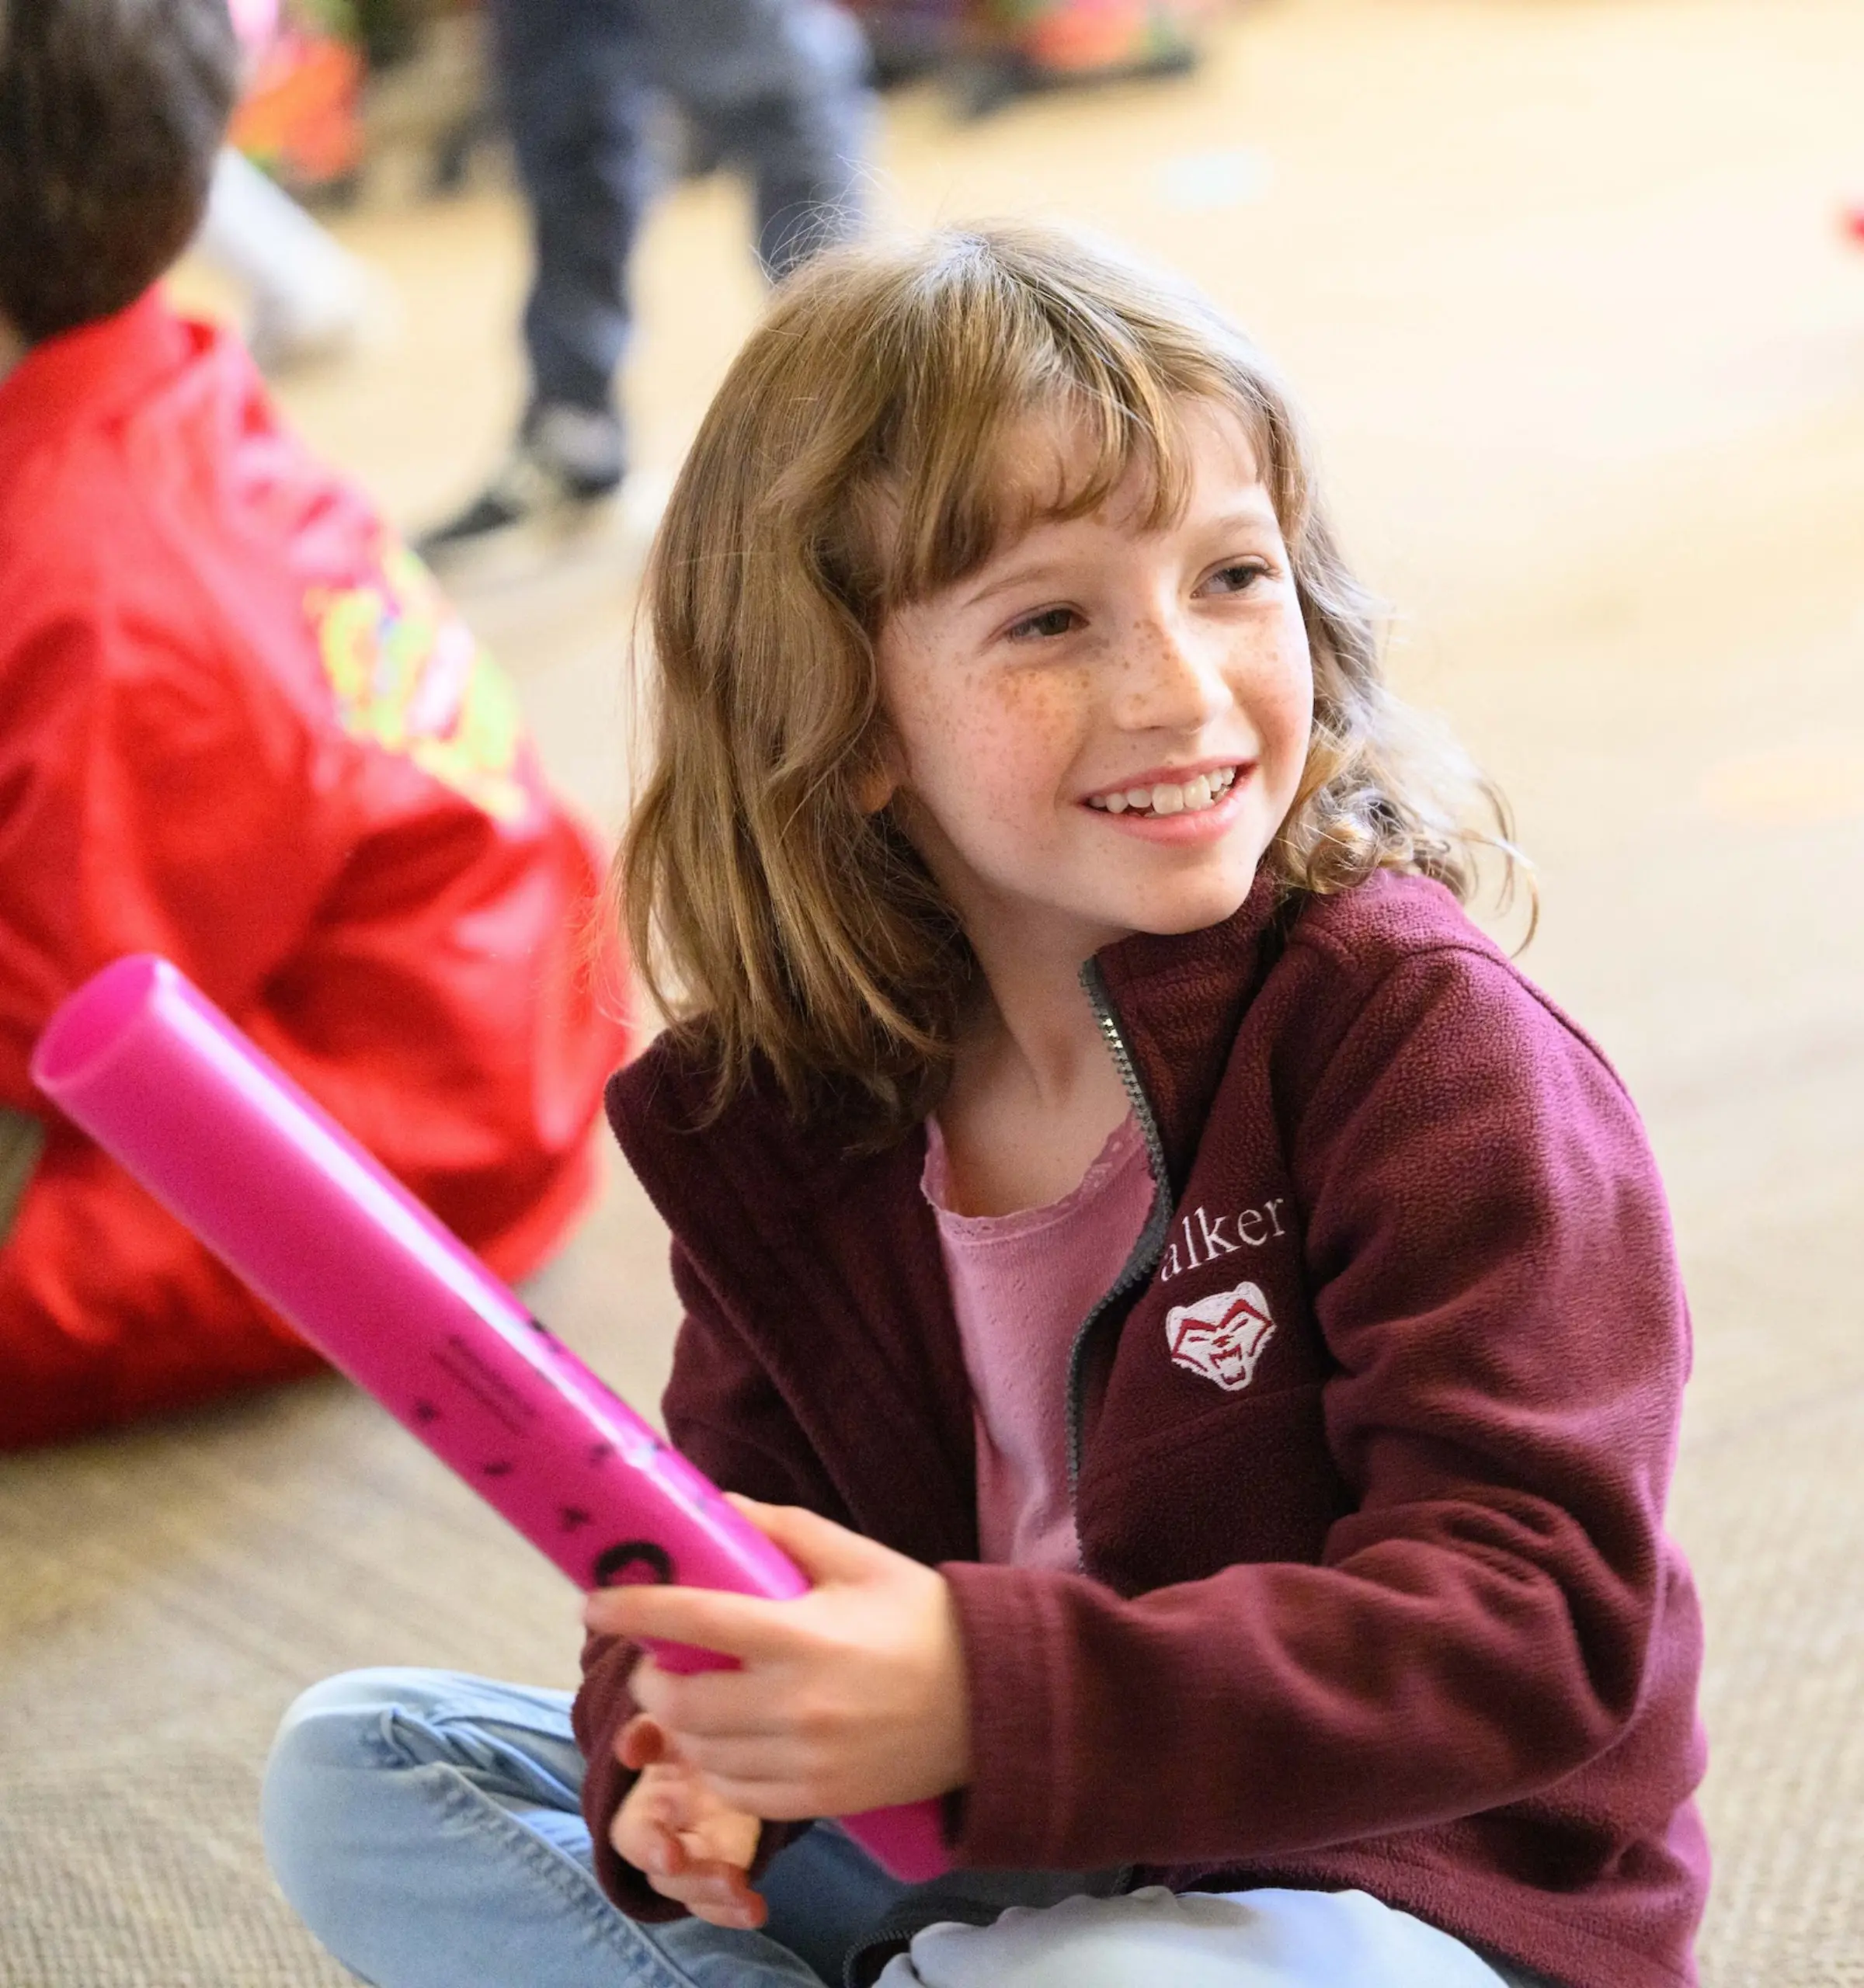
[1066, 961, 1167, 1901]
[1066, 959, 1174, 1496]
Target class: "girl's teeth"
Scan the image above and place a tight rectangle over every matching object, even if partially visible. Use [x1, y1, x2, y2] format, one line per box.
[1091, 767, 1240, 815]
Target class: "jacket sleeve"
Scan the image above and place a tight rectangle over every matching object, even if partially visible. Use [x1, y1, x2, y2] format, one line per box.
[941, 946, 1693, 1871]
[0, 588, 624, 1448]
[574, 1239, 841, 1917]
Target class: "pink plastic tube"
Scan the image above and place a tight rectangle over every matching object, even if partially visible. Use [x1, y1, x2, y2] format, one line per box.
[32, 954, 950, 1883]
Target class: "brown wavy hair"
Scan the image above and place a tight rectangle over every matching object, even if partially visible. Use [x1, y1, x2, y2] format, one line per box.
[618, 224, 1525, 1135]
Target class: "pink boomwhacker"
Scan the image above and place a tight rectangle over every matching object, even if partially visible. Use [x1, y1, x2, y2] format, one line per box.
[31, 954, 950, 1883]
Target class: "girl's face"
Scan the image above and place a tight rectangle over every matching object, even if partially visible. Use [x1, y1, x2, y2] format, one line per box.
[873, 401, 1314, 970]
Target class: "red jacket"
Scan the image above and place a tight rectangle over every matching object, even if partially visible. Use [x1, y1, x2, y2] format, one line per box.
[582, 870, 1708, 1988]
[0, 293, 628, 1449]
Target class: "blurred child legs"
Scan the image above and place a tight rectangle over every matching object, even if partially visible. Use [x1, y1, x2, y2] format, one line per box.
[497, 0, 868, 405]
[421, 0, 871, 557]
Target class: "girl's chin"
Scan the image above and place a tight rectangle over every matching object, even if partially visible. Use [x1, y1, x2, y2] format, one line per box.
[1092, 864, 1263, 939]
[1126, 890, 1258, 937]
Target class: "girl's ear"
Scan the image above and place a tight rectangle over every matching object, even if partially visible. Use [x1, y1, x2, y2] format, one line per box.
[856, 729, 905, 815]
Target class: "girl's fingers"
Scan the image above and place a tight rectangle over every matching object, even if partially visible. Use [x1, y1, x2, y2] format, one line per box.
[662, 1731, 805, 1789]
[616, 1715, 824, 1819]
[583, 1583, 795, 1660]
[722, 1496, 894, 1583]
[681, 1771, 819, 1823]
[610, 1802, 669, 1871]
[614, 1808, 751, 1885]
[614, 1775, 712, 1864]
[652, 1862, 760, 1914]
[666, 1875, 767, 1930]
[629, 1657, 787, 1740]
[645, 1835, 767, 1926]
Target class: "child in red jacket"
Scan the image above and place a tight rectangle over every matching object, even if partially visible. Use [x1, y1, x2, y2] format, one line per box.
[264, 228, 1706, 1988]
[0, 0, 628, 1450]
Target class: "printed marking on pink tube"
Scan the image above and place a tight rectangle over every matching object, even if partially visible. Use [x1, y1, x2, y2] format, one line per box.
[589, 1536, 728, 1675]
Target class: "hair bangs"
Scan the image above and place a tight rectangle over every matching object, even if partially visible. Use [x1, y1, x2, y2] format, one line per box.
[843, 255, 1254, 622]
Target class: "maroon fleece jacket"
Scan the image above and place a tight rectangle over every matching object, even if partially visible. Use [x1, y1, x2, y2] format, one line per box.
[579, 869, 1709, 1988]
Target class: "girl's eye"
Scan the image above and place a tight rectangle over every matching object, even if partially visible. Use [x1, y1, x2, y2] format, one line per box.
[1006, 606, 1081, 642]
[1202, 561, 1270, 596]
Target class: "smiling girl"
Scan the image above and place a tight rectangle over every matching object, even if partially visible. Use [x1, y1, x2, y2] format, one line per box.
[264, 226, 1708, 1988]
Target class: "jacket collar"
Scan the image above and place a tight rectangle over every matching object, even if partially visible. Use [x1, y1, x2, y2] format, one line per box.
[616, 865, 1290, 1204]
[0, 288, 198, 462]
[1085, 867, 1286, 1196]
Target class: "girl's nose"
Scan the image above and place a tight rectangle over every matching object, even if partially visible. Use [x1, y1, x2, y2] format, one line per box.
[1111, 615, 1232, 733]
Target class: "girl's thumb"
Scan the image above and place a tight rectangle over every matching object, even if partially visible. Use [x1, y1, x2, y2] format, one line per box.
[724, 1494, 885, 1583]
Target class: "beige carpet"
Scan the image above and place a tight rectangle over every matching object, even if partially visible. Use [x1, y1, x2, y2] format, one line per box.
[4, 2, 1862, 1981]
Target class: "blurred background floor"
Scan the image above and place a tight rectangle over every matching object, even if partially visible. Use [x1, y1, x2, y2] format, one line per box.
[4, 0, 1862, 1982]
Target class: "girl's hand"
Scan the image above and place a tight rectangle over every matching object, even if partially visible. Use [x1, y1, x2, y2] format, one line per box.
[610, 1716, 767, 1928]
[582, 1497, 972, 1822]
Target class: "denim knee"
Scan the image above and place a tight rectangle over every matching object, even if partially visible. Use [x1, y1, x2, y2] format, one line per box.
[261, 1667, 447, 1940]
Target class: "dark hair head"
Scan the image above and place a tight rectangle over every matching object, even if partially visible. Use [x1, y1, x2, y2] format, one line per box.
[0, 0, 239, 342]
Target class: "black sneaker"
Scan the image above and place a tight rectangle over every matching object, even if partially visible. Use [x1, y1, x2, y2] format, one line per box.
[416, 403, 624, 567]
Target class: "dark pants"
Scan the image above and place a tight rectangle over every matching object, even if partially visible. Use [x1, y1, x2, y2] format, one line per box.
[487, 0, 873, 419]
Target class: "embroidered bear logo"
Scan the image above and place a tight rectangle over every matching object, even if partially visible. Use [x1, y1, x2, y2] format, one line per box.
[1165, 1281, 1277, 1392]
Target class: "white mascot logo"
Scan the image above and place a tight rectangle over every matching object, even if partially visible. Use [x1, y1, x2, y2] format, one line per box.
[1165, 1281, 1277, 1392]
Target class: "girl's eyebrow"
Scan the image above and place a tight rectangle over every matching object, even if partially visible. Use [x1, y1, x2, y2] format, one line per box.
[1201, 497, 1282, 534]
[959, 559, 1072, 611]
[960, 495, 1283, 610]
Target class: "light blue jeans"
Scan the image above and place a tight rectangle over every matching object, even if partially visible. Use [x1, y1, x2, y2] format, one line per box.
[261, 1669, 1558, 1988]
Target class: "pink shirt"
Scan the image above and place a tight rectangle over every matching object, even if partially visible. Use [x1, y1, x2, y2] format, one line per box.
[922, 1114, 1154, 1570]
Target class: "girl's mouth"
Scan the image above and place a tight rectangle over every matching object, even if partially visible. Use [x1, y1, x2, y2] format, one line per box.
[1085, 764, 1240, 818]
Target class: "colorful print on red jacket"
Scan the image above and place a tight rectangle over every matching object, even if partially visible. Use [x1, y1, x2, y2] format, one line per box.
[308, 542, 530, 825]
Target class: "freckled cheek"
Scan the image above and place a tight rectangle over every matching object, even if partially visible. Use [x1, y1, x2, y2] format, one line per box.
[919, 678, 1087, 825]
[1246, 627, 1314, 801]
[998, 681, 1092, 815]
[891, 669, 984, 812]
[1270, 666, 1314, 764]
